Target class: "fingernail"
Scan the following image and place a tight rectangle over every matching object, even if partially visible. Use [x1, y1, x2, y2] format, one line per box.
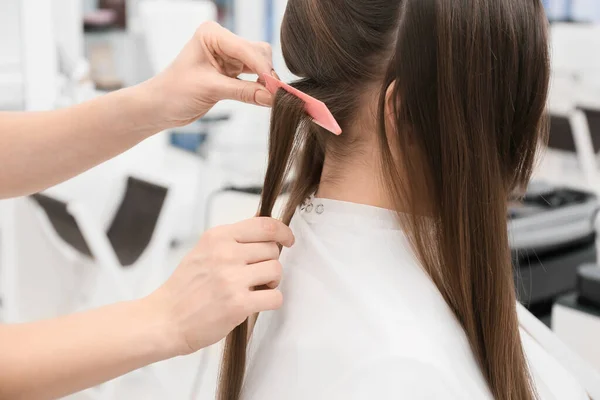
[256, 89, 273, 107]
[286, 234, 295, 247]
[271, 69, 280, 80]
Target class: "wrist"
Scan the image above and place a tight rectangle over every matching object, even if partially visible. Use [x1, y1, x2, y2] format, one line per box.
[128, 296, 180, 362]
[119, 79, 172, 136]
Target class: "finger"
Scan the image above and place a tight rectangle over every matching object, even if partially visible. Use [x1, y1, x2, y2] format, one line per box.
[247, 67, 277, 77]
[217, 76, 273, 107]
[209, 24, 273, 76]
[245, 260, 283, 288]
[265, 280, 280, 290]
[254, 41, 273, 60]
[256, 70, 279, 88]
[248, 289, 284, 313]
[230, 217, 295, 247]
[222, 59, 245, 77]
[242, 242, 281, 264]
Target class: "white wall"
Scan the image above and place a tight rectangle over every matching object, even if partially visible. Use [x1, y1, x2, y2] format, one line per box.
[83, 0, 98, 14]
[573, 0, 600, 21]
[0, 0, 23, 110]
[0, 0, 21, 69]
[20, 0, 58, 111]
[234, 0, 266, 41]
[53, 0, 84, 66]
[272, 0, 293, 81]
[548, 0, 600, 21]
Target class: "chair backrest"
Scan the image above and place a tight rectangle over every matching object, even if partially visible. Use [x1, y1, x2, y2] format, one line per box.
[31, 193, 93, 258]
[139, 0, 217, 74]
[580, 107, 600, 153]
[45, 151, 129, 231]
[34, 177, 169, 268]
[107, 177, 169, 267]
[0, 198, 89, 323]
[547, 114, 576, 153]
[546, 107, 600, 156]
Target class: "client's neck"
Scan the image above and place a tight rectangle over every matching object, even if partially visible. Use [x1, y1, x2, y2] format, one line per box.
[316, 146, 394, 210]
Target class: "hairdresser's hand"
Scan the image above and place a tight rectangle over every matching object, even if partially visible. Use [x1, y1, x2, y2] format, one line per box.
[147, 217, 293, 356]
[141, 21, 275, 128]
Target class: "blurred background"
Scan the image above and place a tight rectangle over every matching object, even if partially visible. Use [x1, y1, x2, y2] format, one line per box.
[1, 0, 600, 399]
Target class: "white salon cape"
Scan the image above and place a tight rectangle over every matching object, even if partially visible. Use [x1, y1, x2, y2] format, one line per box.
[242, 199, 595, 400]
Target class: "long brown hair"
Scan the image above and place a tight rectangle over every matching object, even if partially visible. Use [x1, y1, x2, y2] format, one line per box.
[218, 1, 550, 399]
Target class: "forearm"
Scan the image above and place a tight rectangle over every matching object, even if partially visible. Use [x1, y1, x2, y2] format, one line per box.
[0, 83, 166, 199]
[0, 298, 176, 400]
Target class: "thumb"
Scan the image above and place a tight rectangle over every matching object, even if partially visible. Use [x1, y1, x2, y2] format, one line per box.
[218, 76, 274, 107]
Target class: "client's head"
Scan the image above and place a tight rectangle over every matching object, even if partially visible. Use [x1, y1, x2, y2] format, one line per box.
[220, 1, 550, 400]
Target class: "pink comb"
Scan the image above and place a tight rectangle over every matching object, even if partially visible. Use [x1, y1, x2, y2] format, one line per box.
[262, 73, 342, 135]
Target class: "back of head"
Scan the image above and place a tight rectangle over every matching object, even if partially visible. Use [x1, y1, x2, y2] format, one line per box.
[219, 1, 550, 399]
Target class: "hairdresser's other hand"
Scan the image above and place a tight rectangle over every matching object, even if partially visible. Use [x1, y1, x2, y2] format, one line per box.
[141, 21, 275, 128]
[147, 217, 293, 356]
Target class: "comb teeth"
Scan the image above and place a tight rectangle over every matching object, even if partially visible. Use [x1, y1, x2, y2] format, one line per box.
[262, 74, 342, 135]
